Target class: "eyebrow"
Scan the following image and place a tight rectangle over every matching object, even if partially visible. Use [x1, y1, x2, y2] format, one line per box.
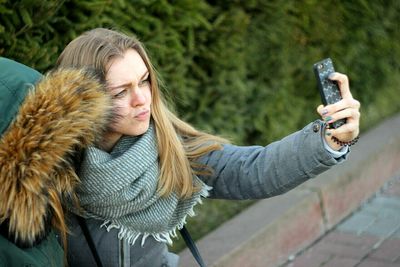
[108, 71, 149, 90]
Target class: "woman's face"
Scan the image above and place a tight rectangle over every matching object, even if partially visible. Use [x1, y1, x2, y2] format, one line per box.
[104, 49, 152, 146]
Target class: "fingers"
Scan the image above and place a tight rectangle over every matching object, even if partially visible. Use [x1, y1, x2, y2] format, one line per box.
[326, 122, 359, 136]
[329, 72, 352, 99]
[324, 107, 361, 125]
[317, 105, 326, 115]
[316, 72, 361, 144]
[316, 95, 361, 143]
[317, 98, 361, 117]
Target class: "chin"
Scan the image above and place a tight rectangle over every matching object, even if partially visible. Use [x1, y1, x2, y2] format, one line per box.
[129, 122, 150, 136]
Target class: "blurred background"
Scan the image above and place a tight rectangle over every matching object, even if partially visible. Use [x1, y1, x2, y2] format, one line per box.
[1, 0, 399, 252]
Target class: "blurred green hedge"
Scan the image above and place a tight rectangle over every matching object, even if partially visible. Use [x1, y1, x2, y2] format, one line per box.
[1, 0, 399, 145]
[2, 0, 400, 251]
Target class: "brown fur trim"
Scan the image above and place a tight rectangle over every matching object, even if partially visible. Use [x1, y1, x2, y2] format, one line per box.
[0, 69, 111, 246]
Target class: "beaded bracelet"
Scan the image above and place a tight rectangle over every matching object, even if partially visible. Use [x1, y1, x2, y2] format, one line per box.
[331, 135, 359, 146]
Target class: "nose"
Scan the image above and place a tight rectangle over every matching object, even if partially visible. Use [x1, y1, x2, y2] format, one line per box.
[130, 86, 146, 107]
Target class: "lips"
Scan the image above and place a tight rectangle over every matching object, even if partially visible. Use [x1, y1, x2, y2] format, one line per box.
[134, 109, 150, 120]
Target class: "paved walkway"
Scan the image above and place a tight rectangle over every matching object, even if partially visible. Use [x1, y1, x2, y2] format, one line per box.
[282, 174, 400, 267]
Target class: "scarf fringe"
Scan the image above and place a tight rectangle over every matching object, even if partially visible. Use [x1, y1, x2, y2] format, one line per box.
[100, 184, 212, 246]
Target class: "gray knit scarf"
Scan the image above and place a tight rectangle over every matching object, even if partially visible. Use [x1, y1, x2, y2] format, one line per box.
[72, 123, 210, 245]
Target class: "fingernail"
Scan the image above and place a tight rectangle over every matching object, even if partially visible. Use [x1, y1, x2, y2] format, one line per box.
[324, 116, 333, 122]
[325, 131, 331, 136]
[321, 108, 328, 115]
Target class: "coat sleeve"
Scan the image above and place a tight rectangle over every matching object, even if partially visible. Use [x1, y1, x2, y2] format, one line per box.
[196, 120, 347, 200]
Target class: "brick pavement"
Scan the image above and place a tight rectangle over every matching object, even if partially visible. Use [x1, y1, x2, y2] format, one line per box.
[283, 175, 400, 267]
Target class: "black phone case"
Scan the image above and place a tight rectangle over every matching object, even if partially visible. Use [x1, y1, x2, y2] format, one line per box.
[313, 58, 346, 129]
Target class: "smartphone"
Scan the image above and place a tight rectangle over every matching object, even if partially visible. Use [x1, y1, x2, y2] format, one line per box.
[313, 58, 346, 129]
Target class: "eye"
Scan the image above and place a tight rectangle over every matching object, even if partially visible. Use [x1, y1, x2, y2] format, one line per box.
[113, 89, 127, 99]
[139, 77, 150, 87]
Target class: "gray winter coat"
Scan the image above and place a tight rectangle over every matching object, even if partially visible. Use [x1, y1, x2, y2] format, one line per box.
[66, 120, 346, 267]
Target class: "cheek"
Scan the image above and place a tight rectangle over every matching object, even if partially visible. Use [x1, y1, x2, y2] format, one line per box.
[113, 100, 131, 116]
[110, 102, 130, 126]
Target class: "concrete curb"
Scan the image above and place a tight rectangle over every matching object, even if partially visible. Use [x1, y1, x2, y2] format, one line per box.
[179, 113, 400, 267]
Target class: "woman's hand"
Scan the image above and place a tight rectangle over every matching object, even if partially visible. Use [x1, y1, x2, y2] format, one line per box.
[317, 72, 361, 150]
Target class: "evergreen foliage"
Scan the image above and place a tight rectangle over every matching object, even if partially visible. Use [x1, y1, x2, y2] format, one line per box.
[1, 0, 399, 145]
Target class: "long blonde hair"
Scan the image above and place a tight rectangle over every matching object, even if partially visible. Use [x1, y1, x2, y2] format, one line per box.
[56, 28, 228, 198]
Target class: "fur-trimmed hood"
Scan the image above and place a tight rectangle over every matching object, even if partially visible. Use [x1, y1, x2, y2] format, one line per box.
[0, 57, 112, 248]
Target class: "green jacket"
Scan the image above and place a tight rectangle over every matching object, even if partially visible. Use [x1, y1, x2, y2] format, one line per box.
[0, 232, 63, 267]
[0, 57, 111, 266]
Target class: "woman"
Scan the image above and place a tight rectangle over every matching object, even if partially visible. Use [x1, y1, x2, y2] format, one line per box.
[56, 28, 360, 266]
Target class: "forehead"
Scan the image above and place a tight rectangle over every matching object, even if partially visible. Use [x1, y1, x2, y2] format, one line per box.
[106, 49, 148, 85]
